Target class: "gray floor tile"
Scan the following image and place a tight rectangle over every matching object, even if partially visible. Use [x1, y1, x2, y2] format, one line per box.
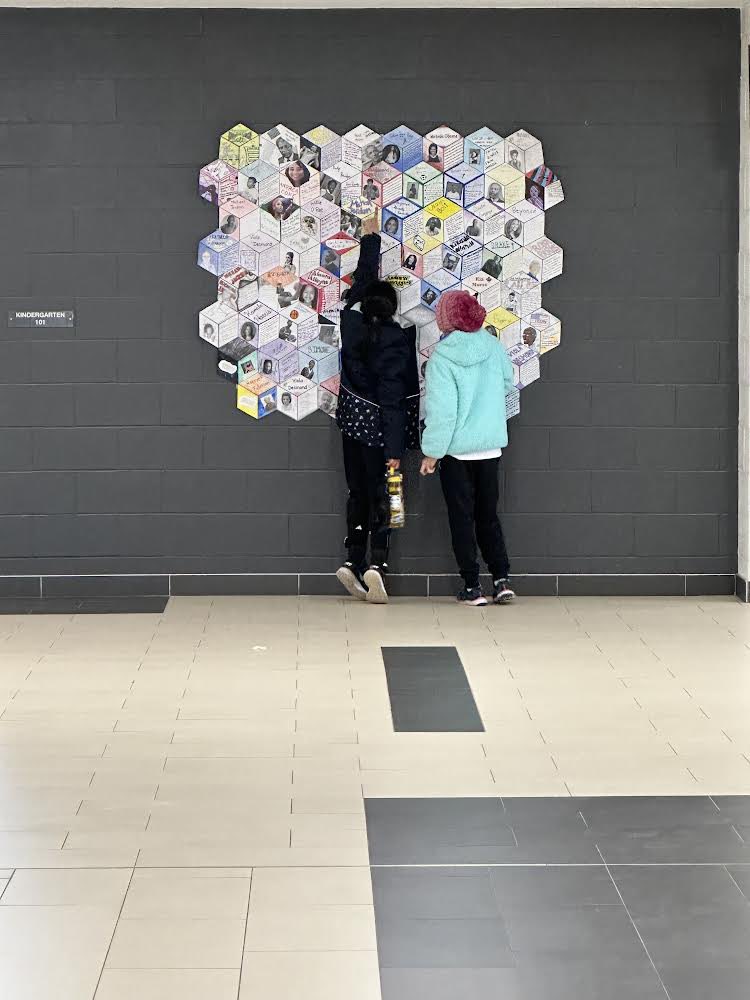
[506, 905, 645, 962]
[502, 798, 588, 825]
[490, 865, 621, 910]
[372, 867, 499, 919]
[517, 959, 667, 1000]
[611, 864, 749, 916]
[579, 796, 725, 833]
[367, 796, 505, 827]
[365, 798, 515, 865]
[389, 689, 483, 734]
[502, 800, 591, 852]
[711, 795, 750, 825]
[376, 916, 514, 969]
[634, 907, 750, 968]
[658, 965, 750, 1000]
[382, 646, 484, 733]
[499, 835, 604, 865]
[726, 864, 750, 900]
[379, 967, 524, 1000]
[597, 832, 750, 865]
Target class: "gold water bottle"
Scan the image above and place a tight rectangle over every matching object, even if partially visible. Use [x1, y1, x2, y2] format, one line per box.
[386, 469, 405, 529]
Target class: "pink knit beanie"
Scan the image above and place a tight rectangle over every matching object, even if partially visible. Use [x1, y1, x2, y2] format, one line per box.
[435, 290, 487, 333]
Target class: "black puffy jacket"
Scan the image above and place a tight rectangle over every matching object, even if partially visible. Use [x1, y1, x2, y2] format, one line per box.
[337, 234, 419, 459]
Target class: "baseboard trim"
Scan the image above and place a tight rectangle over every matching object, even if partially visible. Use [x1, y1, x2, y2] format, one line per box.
[0, 573, 737, 599]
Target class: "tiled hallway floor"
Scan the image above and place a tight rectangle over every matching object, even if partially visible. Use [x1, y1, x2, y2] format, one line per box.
[0, 595, 750, 997]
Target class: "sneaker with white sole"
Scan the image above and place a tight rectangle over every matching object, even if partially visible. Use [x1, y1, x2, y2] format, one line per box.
[457, 586, 488, 607]
[336, 563, 367, 601]
[493, 578, 516, 604]
[363, 566, 388, 604]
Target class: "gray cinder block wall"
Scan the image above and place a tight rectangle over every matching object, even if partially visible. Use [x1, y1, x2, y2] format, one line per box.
[0, 9, 740, 588]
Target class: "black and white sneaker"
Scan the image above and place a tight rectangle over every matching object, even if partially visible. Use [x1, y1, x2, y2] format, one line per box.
[363, 566, 388, 605]
[457, 587, 488, 607]
[336, 563, 367, 601]
[493, 578, 516, 604]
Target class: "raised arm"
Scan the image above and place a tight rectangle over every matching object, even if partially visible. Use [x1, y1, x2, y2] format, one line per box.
[344, 222, 381, 307]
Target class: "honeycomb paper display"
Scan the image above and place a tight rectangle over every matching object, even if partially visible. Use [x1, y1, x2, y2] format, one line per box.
[197, 122, 564, 422]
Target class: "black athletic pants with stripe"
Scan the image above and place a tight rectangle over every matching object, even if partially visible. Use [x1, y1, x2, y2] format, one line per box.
[342, 434, 390, 574]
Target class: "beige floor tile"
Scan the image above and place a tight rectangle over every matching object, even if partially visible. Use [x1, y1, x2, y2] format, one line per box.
[106, 916, 246, 969]
[65, 828, 290, 852]
[289, 774, 363, 797]
[248, 866, 373, 909]
[291, 758, 361, 779]
[136, 846, 369, 868]
[361, 773, 498, 797]
[291, 815, 367, 849]
[239, 950, 380, 1000]
[146, 807, 291, 836]
[0, 832, 67, 850]
[245, 904, 376, 951]
[163, 757, 293, 780]
[564, 765, 701, 796]
[0, 868, 131, 906]
[292, 741, 361, 759]
[0, 903, 119, 959]
[0, 848, 137, 869]
[164, 739, 295, 758]
[122, 871, 251, 918]
[490, 772, 572, 796]
[291, 795, 364, 815]
[0, 958, 103, 1000]
[95, 968, 240, 1000]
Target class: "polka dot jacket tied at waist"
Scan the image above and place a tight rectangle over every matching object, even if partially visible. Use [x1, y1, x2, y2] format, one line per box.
[337, 386, 421, 451]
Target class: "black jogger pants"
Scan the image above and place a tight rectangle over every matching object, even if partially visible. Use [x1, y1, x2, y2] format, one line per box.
[439, 455, 510, 589]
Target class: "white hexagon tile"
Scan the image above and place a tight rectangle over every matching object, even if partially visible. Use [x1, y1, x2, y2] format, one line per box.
[197, 123, 564, 422]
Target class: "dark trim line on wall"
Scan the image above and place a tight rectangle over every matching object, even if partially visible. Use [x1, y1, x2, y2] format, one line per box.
[0, 573, 738, 599]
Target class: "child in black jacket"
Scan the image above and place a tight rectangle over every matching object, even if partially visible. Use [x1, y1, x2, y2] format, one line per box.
[336, 220, 419, 604]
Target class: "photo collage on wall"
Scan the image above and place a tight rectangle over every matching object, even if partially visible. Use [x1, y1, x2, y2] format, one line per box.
[197, 123, 564, 422]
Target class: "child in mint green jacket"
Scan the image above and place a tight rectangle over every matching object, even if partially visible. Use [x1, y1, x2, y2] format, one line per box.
[421, 290, 516, 607]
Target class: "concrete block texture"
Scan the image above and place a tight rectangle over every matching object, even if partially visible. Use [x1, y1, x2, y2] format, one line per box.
[0, 7, 739, 575]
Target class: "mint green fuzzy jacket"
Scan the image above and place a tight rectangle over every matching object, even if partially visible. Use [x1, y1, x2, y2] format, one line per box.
[421, 329, 515, 460]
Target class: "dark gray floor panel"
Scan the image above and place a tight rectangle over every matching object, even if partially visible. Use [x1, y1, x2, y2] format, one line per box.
[516, 960, 668, 1000]
[578, 794, 727, 832]
[726, 865, 750, 900]
[378, 967, 524, 1000]
[375, 915, 514, 969]
[611, 864, 749, 915]
[597, 834, 750, 865]
[372, 867, 498, 920]
[381, 646, 484, 733]
[366, 797, 513, 865]
[658, 966, 750, 1000]
[504, 905, 647, 963]
[633, 907, 750, 969]
[709, 796, 750, 825]
[489, 865, 621, 909]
